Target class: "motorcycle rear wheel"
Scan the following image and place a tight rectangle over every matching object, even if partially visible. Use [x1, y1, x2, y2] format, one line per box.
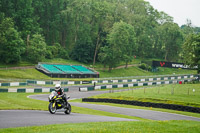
[64, 103, 71, 114]
[49, 102, 56, 114]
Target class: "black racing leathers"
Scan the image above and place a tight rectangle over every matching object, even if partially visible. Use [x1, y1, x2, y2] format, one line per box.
[56, 88, 67, 102]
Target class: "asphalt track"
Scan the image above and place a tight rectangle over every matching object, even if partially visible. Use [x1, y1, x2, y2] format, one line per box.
[1, 86, 200, 128]
[29, 87, 200, 121]
[0, 86, 135, 128]
[0, 110, 134, 128]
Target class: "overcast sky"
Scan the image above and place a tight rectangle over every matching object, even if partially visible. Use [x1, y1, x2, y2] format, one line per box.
[145, 0, 200, 27]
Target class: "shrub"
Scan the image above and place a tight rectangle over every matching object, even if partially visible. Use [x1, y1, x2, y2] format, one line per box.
[139, 63, 152, 71]
[139, 63, 147, 70]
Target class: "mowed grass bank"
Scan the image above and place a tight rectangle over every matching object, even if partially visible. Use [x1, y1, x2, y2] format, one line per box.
[0, 67, 196, 81]
[0, 69, 93, 81]
[0, 69, 51, 80]
[0, 120, 199, 133]
[0, 93, 48, 110]
[91, 84, 200, 108]
[99, 67, 196, 78]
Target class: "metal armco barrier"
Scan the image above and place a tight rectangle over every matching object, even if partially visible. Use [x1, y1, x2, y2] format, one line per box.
[82, 98, 200, 113]
[0, 74, 198, 87]
[0, 88, 69, 93]
[79, 79, 194, 92]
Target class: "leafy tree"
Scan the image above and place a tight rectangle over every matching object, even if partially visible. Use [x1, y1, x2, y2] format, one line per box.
[0, 16, 24, 63]
[0, 0, 191, 65]
[182, 34, 200, 73]
[99, 21, 137, 71]
[181, 19, 200, 39]
[0, 0, 41, 40]
[27, 34, 47, 63]
[159, 22, 183, 61]
[181, 19, 194, 37]
[118, 21, 137, 68]
[71, 24, 94, 63]
[91, 0, 113, 66]
[99, 45, 120, 72]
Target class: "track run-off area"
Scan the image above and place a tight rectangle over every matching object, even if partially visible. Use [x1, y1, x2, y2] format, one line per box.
[1, 85, 200, 128]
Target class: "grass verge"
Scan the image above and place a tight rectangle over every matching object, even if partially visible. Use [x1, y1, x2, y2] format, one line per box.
[0, 120, 199, 133]
[98, 67, 196, 78]
[72, 97, 200, 118]
[90, 84, 200, 108]
[0, 93, 48, 110]
[77, 100, 200, 118]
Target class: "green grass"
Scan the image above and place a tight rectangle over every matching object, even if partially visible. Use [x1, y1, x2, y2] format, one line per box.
[0, 66, 196, 81]
[0, 69, 50, 80]
[0, 93, 48, 110]
[1, 92, 199, 119]
[0, 69, 94, 81]
[99, 67, 196, 78]
[0, 59, 199, 132]
[43, 58, 83, 65]
[91, 84, 200, 108]
[0, 93, 143, 121]
[0, 57, 197, 81]
[0, 61, 35, 68]
[0, 85, 34, 89]
[0, 120, 199, 133]
[72, 105, 144, 121]
[0, 91, 200, 132]
[78, 100, 200, 118]
[71, 97, 200, 118]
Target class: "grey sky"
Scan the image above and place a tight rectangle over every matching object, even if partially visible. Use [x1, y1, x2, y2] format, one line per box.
[145, 0, 200, 27]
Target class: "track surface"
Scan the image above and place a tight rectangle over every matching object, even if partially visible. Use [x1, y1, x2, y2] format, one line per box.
[0, 110, 134, 128]
[1, 86, 200, 128]
[30, 86, 200, 121]
[0, 86, 135, 128]
[71, 102, 200, 121]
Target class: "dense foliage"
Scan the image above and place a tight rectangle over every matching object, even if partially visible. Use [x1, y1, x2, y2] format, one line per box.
[183, 34, 200, 73]
[0, 0, 199, 71]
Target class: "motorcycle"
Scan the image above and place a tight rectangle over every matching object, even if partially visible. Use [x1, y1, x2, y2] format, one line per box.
[48, 91, 71, 114]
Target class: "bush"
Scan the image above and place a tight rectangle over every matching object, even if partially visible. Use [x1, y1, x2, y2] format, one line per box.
[148, 66, 152, 71]
[139, 63, 152, 71]
[139, 63, 147, 70]
[59, 49, 69, 59]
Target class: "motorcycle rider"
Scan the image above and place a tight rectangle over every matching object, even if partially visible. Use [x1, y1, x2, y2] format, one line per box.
[55, 84, 67, 102]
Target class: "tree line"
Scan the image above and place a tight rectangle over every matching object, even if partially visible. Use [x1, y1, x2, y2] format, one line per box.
[0, 0, 199, 71]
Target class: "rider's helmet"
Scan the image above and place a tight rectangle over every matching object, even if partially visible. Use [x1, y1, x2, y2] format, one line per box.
[55, 84, 61, 92]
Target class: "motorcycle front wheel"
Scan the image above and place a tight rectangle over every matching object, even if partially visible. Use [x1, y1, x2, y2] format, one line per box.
[64, 103, 71, 114]
[48, 102, 56, 114]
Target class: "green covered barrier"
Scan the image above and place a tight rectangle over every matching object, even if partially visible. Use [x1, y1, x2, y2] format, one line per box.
[34, 88, 42, 93]
[0, 89, 8, 92]
[1, 83, 10, 86]
[17, 89, 26, 93]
